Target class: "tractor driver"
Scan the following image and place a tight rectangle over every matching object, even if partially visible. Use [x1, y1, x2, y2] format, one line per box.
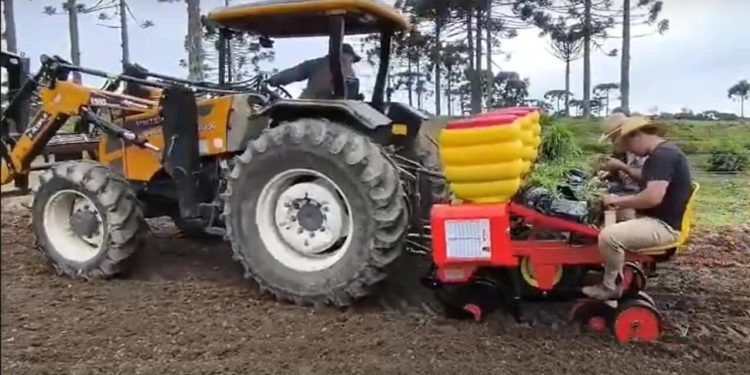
[267, 43, 361, 100]
[582, 117, 694, 300]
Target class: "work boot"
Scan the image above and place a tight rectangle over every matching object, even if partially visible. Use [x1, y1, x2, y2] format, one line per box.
[583, 267, 623, 300]
[581, 283, 622, 300]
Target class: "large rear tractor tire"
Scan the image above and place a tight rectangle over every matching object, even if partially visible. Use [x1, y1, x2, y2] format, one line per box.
[32, 161, 146, 279]
[224, 119, 409, 307]
[412, 127, 450, 219]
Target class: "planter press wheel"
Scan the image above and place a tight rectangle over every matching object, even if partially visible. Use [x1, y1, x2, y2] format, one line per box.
[612, 298, 661, 343]
[569, 299, 615, 333]
[622, 262, 647, 296]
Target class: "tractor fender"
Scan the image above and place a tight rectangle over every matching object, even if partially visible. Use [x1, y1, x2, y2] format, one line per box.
[225, 93, 270, 153]
[259, 99, 392, 133]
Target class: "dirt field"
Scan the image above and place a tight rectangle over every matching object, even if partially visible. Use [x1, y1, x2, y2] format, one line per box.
[2, 196, 749, 374]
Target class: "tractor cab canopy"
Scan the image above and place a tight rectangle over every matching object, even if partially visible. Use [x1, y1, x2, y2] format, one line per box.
[207, 0, 409, 106]
[207, 0, 410, 37]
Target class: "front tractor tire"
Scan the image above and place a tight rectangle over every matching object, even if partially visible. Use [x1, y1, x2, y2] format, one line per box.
[224, 119, 409, 307]
[32, 161, 145, 279]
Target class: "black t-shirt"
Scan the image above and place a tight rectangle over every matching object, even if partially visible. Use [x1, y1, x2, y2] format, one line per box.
[639, 142, 693, 230]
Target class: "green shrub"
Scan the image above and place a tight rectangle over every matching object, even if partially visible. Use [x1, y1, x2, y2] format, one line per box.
[707, 148, 747, 172]
[540, 124, 582, 161]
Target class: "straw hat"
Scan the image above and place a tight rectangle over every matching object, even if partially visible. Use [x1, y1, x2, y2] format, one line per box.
[614, 116, 667, 144]
[598, 113, 628, 143]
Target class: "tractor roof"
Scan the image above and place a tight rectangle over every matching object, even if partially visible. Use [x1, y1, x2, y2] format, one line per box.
[207, 0, 410, 37]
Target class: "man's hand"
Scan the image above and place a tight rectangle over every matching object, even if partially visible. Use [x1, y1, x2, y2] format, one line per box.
[604, 181, 669, 210]
[604, 157, 628, 172]
[602, 194, 623, 208]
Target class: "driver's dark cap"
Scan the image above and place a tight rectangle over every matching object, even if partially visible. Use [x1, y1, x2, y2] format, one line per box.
[342, 43, 362, 63]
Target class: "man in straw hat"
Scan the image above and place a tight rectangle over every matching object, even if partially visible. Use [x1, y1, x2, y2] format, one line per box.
[597, 113, 647, 221]
[583, 117, 694, 300]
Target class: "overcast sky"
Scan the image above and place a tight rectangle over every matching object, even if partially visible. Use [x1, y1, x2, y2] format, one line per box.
[10, 0, 750, 115]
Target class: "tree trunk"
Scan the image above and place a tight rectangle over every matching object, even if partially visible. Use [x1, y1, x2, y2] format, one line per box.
[407, 57, 413, 106]
[620, 0, 631, 114]
[475, 8, 483, 112]
[467, 10, 481, 114]
[67, 0, 82, 82]
[225, 0, 233, 82]
[485, 3, 493, 109]
[186, 0, 204, 81]
[3, 0, 18, 53]
[119, 0, 130, 68]
[446, 65, 452, 116]
[564, 59, 571, 116]
[466, 12, 474, 72]
[416, 60, 422, 109]
[433, 16, 442, 115]
[605, 91, 610, 115]
[583, 0, 592, 118]
[386, 74, 393, 102]
[742, 97, 745, 119]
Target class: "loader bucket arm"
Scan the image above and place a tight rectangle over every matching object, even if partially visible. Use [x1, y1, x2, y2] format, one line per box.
[1, 81, 94, 186]
[1, 55, 163, 188]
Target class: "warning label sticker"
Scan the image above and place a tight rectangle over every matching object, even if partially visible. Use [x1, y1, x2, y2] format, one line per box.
[444, 219, 491, 259]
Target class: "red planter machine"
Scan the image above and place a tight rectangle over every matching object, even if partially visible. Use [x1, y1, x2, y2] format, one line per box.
[425, 107, 668, 343]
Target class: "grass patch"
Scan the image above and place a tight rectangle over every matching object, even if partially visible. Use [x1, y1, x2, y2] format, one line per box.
[692, 171, 750, 228]
[556, 117, 750, 156]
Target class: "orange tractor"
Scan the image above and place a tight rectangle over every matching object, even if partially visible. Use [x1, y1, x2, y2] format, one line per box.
[1, 0, 446, 306]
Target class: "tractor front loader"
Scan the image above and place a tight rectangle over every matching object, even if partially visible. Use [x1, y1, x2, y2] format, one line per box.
[1, 0, 447, 308]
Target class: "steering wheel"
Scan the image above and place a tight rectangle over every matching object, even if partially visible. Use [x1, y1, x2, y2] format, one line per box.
[263, 80, 293, 100]
[248, 72, 291, 100]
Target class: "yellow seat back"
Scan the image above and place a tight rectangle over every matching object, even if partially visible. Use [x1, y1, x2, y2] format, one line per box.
[676, 182, 700, 252]
[638, 182, 700, 256]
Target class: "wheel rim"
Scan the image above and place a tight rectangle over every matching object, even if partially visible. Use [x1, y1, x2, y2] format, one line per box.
[614, 306, 661, 343]
[256, 168, 353, 272]
[42, 189, 105, 263]
[519, 257, 563, 288]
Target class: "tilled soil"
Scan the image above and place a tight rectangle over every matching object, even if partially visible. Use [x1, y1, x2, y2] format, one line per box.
[2, 197, 749, 374]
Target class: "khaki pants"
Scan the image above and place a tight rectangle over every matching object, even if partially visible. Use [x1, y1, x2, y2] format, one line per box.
[598, 217, 681, 289]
